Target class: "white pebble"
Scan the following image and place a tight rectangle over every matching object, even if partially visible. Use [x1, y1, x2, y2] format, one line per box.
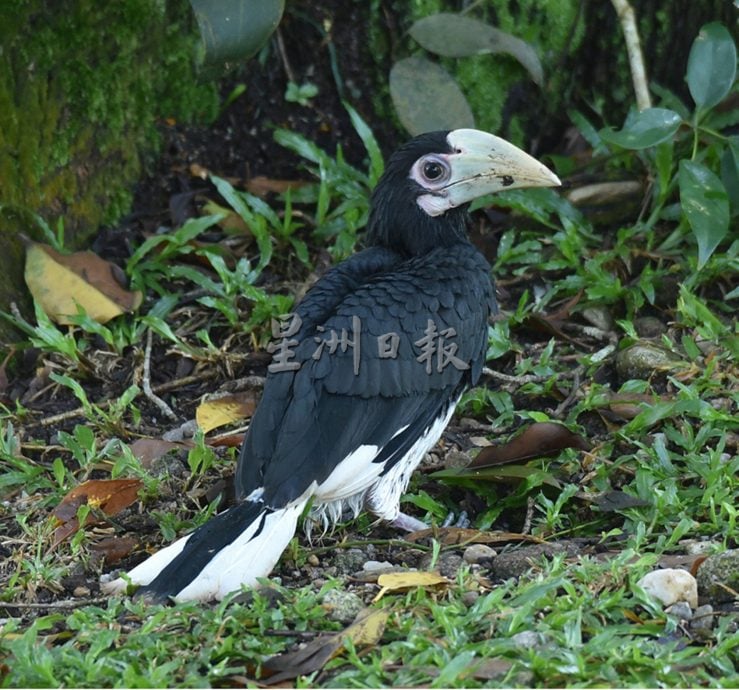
[637, 568, 698, 609]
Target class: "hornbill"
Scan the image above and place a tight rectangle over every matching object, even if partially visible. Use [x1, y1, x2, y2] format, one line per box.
[103, 129, 559, 602]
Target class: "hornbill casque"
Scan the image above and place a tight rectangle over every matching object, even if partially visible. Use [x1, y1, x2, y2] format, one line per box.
[103, 129, 560, 602]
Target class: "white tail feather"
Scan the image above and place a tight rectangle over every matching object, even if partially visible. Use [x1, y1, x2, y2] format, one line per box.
[100, 532, 192, 594]
[174, 500, 307, 601]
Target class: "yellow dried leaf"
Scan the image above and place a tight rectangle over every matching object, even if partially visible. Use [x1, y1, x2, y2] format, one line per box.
[373, 571, 450, 603]
[196, 392, 257, 433]
[341, 607, 389, 646]
[24, 242, 142, 325]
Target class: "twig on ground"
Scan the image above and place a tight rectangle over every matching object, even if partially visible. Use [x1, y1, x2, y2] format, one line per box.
[552, 368, 582, 419]
[521, 496, 536, 536]
[142, 329, 177, 420]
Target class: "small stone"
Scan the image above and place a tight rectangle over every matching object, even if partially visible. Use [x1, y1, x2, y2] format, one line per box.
[690, 604, 714, 632]
[637, 568, 698, 609]
[582, 306, 614, 332]
[511, 631, 547, 650]
[463, 544, 497, 564]
[633, 316, 666, 338]
[470, 436, 492, 447]
[419, 552, 463, 579]
[444, 450, 471, 469]
[73, 586, 90, 597]
[321, 589, 363, 624]
[665, 601, 693, 621]
[616, 341, 682, 381]
[696, 549, 739, 605]
[680, 539, 718, 556]
[307, 554, 320, 567]
[362, 560, 395, 573]
[461, 590, 479, 607]
[333, 548, 367, 575]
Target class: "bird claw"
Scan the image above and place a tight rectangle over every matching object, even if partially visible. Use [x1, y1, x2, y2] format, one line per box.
[442, 510, 470, 529]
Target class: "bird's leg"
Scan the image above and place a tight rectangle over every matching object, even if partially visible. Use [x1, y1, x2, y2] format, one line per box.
[389, 511, 428, 533]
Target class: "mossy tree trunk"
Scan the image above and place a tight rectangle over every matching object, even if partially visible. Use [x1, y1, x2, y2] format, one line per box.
[0, 0, 218, 339]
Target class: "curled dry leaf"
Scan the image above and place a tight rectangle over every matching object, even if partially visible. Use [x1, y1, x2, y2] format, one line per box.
[468, 422, 590, 469]
[373, 571, 450, 603]
[260, 608, 388, 685]
[90, 535, 139, 564]
[196, 392, 258, 433]
[129, 438, 191, 469]
[24, 241, 142, 325]
[51, 478, 143, 547]
[245, 175, 308, 197]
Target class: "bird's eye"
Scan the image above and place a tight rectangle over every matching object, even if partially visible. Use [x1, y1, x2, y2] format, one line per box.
[423, 161, 444, 180]
[416, 155, 450, 185]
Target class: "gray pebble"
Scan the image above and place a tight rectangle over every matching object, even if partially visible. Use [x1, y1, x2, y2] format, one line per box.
[696, 549, 739, 604]
[461, 590, 480, 607]
[321, 589, 363, 624]
[511, 631, 547, 650]
[665, 601, 693, 621]
[463, 544, 497, 564]
[690, 604, 715, 632]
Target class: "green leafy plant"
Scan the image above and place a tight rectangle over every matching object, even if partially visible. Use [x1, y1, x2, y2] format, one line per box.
[275, 102, 383, 259]
[598, 22, 737, 269]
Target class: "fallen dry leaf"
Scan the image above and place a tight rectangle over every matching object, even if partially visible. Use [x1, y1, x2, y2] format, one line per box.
[51, 478, 143, 547]
[405, 527, 544, 546]
[468, 422, 590, 469]
[260, 608, 388, 684]
[129, 438, 191, 468]
[90, 535, 138, 564]
[373, 571, 450, 603]
[245, 175, 308, 197]
[196, 392, 258, 434]
[24, 240, 142, 325]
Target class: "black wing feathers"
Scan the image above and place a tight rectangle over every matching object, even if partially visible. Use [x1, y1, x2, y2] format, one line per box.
[236, 242, 494, 509]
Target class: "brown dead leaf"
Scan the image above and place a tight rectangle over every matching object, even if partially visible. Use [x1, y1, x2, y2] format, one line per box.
[24, 240, 142, 325]
[129, 438, 191, 469]
[189, 163, 210, 179]
[90, 535, 138, 564]
[196, 392, 258, 433]
[373, 571, 449, 603]
[245, 176, 308, 197]
[260, 608, 388, 685]
[207, 433, 246, 448]
[51, 478, 143, 547]
[405, 527, 544, 546]
[468, 422, 590, 469]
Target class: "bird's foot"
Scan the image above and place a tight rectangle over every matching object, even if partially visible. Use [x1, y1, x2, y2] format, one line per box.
[390, 512, 429, 533]
[442, 510, 470, 528]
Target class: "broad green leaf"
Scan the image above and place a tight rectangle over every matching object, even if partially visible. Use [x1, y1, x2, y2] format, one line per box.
[409, 13, 543, 85]
[390, 57, 474, 136]
[599, 108, 682, 150]
[686, 22, 737, 110]
[678, 160, 730, 268]
[190, 0, 284, 63]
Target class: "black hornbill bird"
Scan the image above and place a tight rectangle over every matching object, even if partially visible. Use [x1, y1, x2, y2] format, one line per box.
[103, 129, 559, 602]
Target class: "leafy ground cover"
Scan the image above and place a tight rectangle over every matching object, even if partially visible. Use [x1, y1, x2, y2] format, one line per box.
[1, 12, 738, 690]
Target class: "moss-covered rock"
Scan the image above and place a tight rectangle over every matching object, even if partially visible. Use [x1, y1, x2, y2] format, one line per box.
[0, 0, 219, 339]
